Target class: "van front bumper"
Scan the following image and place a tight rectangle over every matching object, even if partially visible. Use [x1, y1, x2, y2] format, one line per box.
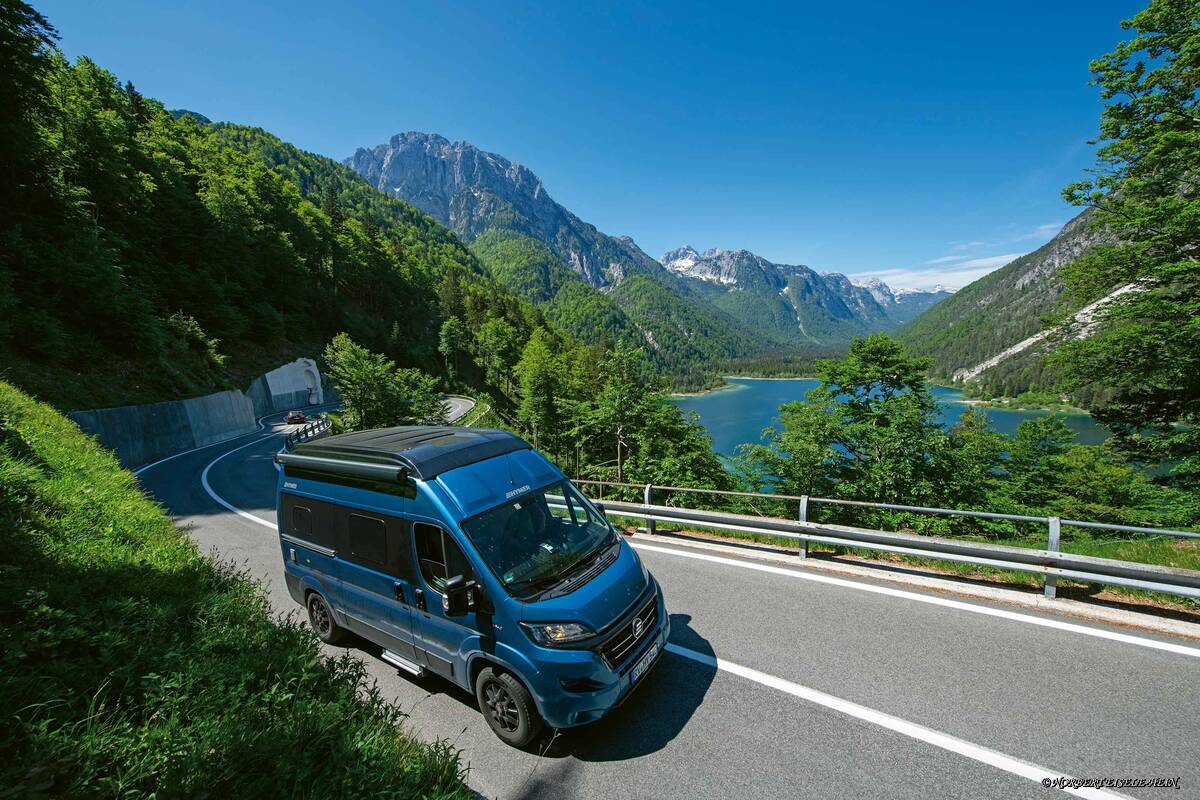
[529, 594, 670, 729]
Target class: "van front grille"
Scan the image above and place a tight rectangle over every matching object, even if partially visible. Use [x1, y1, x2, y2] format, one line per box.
[597, 590, 658, 668]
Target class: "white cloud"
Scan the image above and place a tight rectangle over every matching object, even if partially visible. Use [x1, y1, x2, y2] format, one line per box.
[1013, 221, 1065, 241]
[955, 252, 1028, 269]
[847, 252, 1026, 291]
[924, 254, 968, 265]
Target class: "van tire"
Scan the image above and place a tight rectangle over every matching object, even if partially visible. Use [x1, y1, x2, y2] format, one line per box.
[306, 591, 346, 644]
[475, 667, 543, 747]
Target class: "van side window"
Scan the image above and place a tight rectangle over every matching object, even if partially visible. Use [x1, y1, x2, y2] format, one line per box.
[347, 514, 387, 568]
[280, 495, 336, 550]
[292, 506, 312, 538]
[414, 523, 471, 594]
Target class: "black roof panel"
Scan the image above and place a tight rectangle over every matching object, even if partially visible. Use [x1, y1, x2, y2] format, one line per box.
[292, 425, 531, 480]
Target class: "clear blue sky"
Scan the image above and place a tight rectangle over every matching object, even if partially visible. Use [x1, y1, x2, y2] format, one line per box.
[40, 0, 1142, 289]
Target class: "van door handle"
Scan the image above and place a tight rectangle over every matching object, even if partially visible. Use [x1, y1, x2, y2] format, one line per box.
[414, 587, 426, 611]
[393, 582, 405, 603]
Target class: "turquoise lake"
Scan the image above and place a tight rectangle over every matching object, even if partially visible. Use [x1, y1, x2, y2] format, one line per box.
[670, 377, 1110, 459]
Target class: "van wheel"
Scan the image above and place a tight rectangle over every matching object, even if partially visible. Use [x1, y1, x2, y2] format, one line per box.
[307, 592, 345, 644]
[475, 667, 543, 747]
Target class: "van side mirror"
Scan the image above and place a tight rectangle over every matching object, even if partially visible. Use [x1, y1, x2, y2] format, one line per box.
[443, 574, 470, 617]
[593, 502, 607, 517]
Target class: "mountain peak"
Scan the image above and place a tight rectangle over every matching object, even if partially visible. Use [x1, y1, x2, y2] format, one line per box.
[661, 245, 700, 265]
[346, 131, 664, 289]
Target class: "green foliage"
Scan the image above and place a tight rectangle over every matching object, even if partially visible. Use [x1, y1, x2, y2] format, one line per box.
[0, 379, 470, 798]
[0, 7, 550, 410]
[438, 316, 467, 384]
[475, 317, 520, 393]
[514, 327, 571, 457]
[894, 225, 1082, 387]
[507, 331, 731, 493]
[997, 415, 1199, 528]
[610, 273, 764, 383]
[734, 334, 1199, 535]
[734, 335, 999, 529]
[563, 344, 732, 491]
[323, 333, 445, 430]
[470, 228, 772, 388]
[1055, 0, 1200, 486]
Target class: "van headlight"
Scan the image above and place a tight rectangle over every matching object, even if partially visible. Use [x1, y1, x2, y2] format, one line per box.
[520, 621, 595, 646]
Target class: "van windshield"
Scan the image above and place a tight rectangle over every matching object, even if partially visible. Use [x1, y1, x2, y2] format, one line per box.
[461, 480, 616, 597]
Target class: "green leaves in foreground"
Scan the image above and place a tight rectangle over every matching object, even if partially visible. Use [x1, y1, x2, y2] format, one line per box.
[734, 334, 1199, 535]
[324, 333, 447, 431]
[0, 379, 470, 799]
[1056, 0, 1200, 487]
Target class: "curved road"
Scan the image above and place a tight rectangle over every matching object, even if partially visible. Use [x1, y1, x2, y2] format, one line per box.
[137, 411, 1200, 800]
[443, 395, 476, 423]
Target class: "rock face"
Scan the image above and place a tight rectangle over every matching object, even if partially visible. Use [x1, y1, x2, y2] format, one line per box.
[852, 278, 954, 325]
[346, 132, 663, 288]
[659, 245, 951, 342]
[895, 209, 1112, 387]
[346, 131, 954, 351]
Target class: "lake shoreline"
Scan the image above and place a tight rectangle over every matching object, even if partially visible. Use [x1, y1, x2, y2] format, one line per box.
[671, 375, 814, 398]
[671, 376, 1109, 457]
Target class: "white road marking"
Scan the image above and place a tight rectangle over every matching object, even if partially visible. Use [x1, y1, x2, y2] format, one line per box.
[634, 542, 1200, 659]
[132, 414, 270, 475]
[134, 403, 340, 476]
[197, 438, 1156, 797]
[666, 643, 1133, 800]
[200, 433, 282, 530]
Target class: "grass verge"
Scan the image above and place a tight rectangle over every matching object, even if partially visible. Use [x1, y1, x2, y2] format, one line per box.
[0, 379, 471, 798]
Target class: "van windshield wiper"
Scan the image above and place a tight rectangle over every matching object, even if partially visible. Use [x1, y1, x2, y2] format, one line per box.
[538, 536, 616, 598]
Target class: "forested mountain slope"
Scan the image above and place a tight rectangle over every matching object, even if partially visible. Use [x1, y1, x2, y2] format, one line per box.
[346, 133, 782, 381]
[895, 211, 1109, 396]
[0, 32, 550, 410]
[347, 132, 672, 289]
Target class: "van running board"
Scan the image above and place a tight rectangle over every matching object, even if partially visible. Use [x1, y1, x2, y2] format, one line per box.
[381, 650, 425, 677]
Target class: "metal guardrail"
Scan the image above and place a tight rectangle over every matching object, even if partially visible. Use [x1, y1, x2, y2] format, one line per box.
[575, 479, 1200, 600]
[284, 414, 332, 451]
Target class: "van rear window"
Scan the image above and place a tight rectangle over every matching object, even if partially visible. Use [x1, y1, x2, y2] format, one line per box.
[347, 514, 387, 567]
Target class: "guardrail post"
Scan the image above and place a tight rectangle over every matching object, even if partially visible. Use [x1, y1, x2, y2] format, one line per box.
[1044, 517, 1060, 599]
[644, 483, 656, 535]
[798, 495, 809, 558]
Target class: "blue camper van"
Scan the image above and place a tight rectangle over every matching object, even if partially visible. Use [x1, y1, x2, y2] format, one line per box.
[274, 426, 668, 746]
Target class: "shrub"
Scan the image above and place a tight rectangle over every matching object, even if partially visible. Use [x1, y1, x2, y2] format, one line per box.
[0, 379, 470, 798]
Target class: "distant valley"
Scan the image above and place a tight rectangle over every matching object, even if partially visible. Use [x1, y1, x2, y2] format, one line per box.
[894, 210, 1111, 402]
[659, 245, 951, 343]
[346, 132, 952, 368]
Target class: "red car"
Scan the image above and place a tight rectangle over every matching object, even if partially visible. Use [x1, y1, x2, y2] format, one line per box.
[286, 410, 307, 424]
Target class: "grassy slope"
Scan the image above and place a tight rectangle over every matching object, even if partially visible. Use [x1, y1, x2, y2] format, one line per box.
[0, 380, 471, 798]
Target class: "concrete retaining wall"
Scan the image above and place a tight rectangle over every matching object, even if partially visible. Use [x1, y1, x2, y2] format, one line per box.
[247, 358, 322, 417]
[69, 357, 324, 470]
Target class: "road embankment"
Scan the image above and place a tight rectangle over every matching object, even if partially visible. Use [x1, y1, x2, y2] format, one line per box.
[0, 378, 472, 798]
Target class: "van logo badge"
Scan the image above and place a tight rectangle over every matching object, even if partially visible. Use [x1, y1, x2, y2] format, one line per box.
[633, 618, 644, 638]
[505, 484, 530, 499]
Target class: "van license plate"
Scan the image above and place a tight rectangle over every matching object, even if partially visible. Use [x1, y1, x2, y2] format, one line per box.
[631, 642, 660, 683]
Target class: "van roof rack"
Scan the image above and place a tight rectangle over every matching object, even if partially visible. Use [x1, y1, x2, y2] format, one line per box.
[275, 425, 531, 481]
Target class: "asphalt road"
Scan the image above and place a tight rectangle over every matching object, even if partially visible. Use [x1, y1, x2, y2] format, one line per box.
[137, 411, 1200, 800]
[444, 395, 476, 423]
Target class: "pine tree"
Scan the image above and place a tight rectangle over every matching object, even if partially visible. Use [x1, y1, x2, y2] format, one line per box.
[1058, 0, 1200, 486]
